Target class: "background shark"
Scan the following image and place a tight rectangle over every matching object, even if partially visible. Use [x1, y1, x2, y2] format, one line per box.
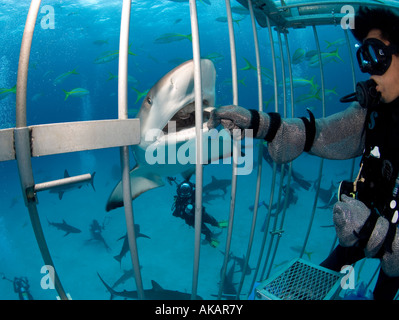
[106, 59, 232, 212]
[47, 218, 81, 237]
[97, 273, 202, 300]
[50, 169, 96, 200]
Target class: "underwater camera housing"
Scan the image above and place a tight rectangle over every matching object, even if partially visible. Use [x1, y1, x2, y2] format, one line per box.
[340, 79, 381, 109]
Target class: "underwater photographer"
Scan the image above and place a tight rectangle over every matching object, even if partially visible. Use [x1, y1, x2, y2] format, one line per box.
[170, 178, 228, 248]
[208, 6, 399, 300]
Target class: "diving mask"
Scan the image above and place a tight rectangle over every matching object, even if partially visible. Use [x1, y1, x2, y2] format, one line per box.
[356, 38, 399, 76]
[340, 79, 381, 109]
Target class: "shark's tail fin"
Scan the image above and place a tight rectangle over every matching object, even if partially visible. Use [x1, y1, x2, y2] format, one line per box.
[91, 172, 96, 191]
[113, 254, 122, 268]
[97, 273, 116, 300]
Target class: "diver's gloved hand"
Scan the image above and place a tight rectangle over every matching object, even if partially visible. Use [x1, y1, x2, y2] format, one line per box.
[208, 105, 273, 139]
[333, 194, 371, 247]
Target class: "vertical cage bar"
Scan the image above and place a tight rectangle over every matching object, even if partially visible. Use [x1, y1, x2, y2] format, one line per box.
[260, 30, 287, 280]
[225, 0, 238, 106]
[15, 0, 68, 300]
[264, 31, 295, 279]
[189, 0, 203, 300]
[235, 0, 265, 299]
[117, 0, 145, 300]
[16, 0, 41, 128]
[299, 25, 325, 259]
[247, 15, 280, 298]
[217, 0, 239, 300]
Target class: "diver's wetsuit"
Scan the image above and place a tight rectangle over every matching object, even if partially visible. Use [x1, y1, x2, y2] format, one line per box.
[172, 186, 219, 243]
[267, 101, 399, 299]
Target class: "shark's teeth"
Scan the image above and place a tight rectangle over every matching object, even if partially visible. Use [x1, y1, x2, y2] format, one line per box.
[162, 101, 211, 133]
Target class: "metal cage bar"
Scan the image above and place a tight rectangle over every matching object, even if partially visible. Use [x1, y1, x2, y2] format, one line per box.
[235, 0, 266, 298]
[264, 31, 295, 279]
[189, 0, 204, 300]
[299, 25, 326, 260]
[117, 0, 145, 300]
[217, 0, 240, 300]
[260, 30, 291, 280]
[14, 0, 68, 300]
[247, 14, 280, 299]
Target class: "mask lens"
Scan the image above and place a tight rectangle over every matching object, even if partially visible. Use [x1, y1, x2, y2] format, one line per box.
[367, 44, 379, 63]
[357, 39, 393, 75]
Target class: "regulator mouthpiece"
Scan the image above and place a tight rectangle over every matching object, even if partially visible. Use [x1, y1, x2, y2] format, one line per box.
[340, 79, 381, 108]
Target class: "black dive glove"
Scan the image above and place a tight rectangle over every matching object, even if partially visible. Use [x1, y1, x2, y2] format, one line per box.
[207, 105, 281, 141]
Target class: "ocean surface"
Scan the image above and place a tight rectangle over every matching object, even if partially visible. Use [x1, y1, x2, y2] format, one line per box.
[0, 0, 382, 300]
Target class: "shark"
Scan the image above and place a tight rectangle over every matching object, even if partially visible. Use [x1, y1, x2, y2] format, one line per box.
[111, 268, 140, 289]
[106, 59, 233, 212]
[262, 148, 311, 191]
[202, 176, 231, 196]
[47, 218, 81, 237]
[50, 169, 96, 200]
[88, 219, 110, 251]
[220, 251, 254, 275]
[316, 180, 338, 209]
[97, 273, 202, 300]
[212, 260, 240, 300]
[114, 225, 151, 266]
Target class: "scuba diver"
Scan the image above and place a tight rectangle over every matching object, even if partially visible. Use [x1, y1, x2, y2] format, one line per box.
[14, 277, 34, 300]
[1, 273, 34, 300]
[207, 7, 399, 300]
[170, 178, 228, 248]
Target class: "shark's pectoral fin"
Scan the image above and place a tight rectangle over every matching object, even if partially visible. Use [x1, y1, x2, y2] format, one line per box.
[106, 166, 165, 212]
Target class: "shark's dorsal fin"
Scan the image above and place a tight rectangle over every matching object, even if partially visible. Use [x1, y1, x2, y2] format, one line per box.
[64, 170, 70, 178]
[106, 165, 165, 212]
[151, 280, 163, 291]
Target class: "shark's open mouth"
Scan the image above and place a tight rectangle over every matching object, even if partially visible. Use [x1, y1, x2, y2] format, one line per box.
[162, 100, 212, 133]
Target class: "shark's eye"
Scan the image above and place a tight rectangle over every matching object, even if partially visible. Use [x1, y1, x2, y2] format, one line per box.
[146, 97, 152, 105]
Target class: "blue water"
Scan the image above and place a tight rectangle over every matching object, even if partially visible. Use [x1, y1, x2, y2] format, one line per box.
[0, 0, 381, 300]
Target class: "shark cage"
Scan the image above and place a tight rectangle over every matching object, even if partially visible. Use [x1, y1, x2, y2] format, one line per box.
[0, 0, 398, 300]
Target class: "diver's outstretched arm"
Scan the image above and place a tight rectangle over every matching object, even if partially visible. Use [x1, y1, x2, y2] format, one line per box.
[208, 102, 367, 163]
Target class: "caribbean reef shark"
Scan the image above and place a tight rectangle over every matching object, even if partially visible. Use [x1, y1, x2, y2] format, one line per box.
[114, 225, 151, 266]
[106, 59, 233, 211]
[203, 175, 231, 196]
[47, 218, 81, 237]
[50, 169, 96, 200]
[262, 148, 311, 191]
[98, 273, 202, 300]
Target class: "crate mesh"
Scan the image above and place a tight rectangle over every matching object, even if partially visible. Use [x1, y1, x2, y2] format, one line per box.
[261, 260, 341, 300]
